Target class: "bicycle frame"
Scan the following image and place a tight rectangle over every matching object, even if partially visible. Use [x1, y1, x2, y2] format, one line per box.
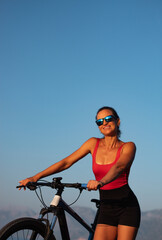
[39, 197, 99, 240]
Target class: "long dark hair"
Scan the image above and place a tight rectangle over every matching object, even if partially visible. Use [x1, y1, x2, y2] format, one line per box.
[96, 106, 121, 138]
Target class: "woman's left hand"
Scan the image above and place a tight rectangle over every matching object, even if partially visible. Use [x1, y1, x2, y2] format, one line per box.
[87, 180, 101, 191]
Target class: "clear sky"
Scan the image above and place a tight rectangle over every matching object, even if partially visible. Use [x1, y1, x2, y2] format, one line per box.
[0, 0, 162, 212]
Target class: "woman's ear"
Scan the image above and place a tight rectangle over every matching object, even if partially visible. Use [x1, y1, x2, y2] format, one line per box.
[117, 118, 120, 127]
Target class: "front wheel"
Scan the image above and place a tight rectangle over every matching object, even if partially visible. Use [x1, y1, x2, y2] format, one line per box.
[0, 217, 56, 240]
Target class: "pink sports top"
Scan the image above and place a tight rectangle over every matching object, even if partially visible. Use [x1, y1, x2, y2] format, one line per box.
[92, 138, 130, 190]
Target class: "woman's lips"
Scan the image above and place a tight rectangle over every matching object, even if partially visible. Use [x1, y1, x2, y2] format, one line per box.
[103, 126, 111, 129]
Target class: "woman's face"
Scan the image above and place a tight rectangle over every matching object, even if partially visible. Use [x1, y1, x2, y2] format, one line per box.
[96, 109, 120, 137]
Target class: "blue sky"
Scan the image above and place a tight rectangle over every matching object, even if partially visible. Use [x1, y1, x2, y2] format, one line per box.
[0, 0, 162, 212]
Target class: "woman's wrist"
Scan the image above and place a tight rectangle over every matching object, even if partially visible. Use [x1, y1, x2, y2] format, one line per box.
[98, 181, 105, 187]
[30, 175, 40, 182]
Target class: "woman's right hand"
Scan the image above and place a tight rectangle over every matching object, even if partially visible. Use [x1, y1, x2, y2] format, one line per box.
[18, 176, 37, 190]
[87, 180, 102, 191]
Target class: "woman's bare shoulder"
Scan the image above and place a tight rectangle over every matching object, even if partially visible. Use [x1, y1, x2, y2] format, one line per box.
[82, 137, 99, 153]
[122, 141, 136, 153]
[124, 141, 136, 147]
[84, 137, 99, 145]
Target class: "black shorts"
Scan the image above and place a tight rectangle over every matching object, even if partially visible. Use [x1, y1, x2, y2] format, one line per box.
[97, 184, 141, 228]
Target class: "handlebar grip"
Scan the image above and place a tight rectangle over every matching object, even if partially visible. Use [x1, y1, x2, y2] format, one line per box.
[16, 185, 25, 189]
[16, 182, 37, 190]
[81, 184, 87, 189]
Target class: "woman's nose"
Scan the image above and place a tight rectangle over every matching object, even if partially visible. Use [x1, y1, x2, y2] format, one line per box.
[103, 119, 108, 125]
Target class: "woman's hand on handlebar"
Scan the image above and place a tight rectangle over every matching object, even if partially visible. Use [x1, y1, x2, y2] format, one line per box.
[87, 180, 102, 191]
[19, 176, 37, 190]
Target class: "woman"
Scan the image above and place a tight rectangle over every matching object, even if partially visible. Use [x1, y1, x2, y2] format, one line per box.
[19, 106, 141, 240]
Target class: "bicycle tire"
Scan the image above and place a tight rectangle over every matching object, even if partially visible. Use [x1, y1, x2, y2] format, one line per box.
[0, 217, 56, 240]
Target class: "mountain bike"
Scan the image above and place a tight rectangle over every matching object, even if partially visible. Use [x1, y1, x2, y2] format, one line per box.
[0, 177, 100, 240]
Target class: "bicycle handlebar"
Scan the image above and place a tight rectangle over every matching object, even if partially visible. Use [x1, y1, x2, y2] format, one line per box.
[16, 177, 88, 191]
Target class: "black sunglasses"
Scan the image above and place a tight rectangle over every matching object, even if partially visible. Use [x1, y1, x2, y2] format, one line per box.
[96, 115, 117, 126]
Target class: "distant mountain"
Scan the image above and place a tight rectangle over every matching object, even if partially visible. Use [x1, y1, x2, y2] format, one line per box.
[137, 209, 162, 240]
[0, 206, 162, 240]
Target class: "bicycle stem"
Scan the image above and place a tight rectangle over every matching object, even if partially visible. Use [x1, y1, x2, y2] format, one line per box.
[50, 188, 64, 207]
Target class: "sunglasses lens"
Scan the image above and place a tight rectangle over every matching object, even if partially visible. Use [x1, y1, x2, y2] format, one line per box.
[96, 119, 103, 126]
[105, 116, 113, 122]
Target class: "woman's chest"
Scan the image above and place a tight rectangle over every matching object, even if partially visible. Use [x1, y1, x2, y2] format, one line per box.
[95, 147, 118, 165]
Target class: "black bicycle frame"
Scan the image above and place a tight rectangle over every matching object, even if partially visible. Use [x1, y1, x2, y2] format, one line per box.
[39, 198, 99, 240]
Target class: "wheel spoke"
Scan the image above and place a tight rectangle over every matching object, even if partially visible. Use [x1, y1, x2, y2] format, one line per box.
[2, 229, 44, 240]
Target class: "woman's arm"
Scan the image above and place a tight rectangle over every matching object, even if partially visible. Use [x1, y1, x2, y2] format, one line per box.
[87, 142, 136, 190]
[19, 137, 96, 188]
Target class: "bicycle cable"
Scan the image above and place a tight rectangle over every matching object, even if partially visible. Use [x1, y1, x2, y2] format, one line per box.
[34, 184, 48, 208]
[68, 189, 83, 206]
[33, 180, 84, 207]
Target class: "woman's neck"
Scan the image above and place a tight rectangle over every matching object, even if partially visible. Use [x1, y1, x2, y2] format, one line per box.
[102, 136, 120, 149]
